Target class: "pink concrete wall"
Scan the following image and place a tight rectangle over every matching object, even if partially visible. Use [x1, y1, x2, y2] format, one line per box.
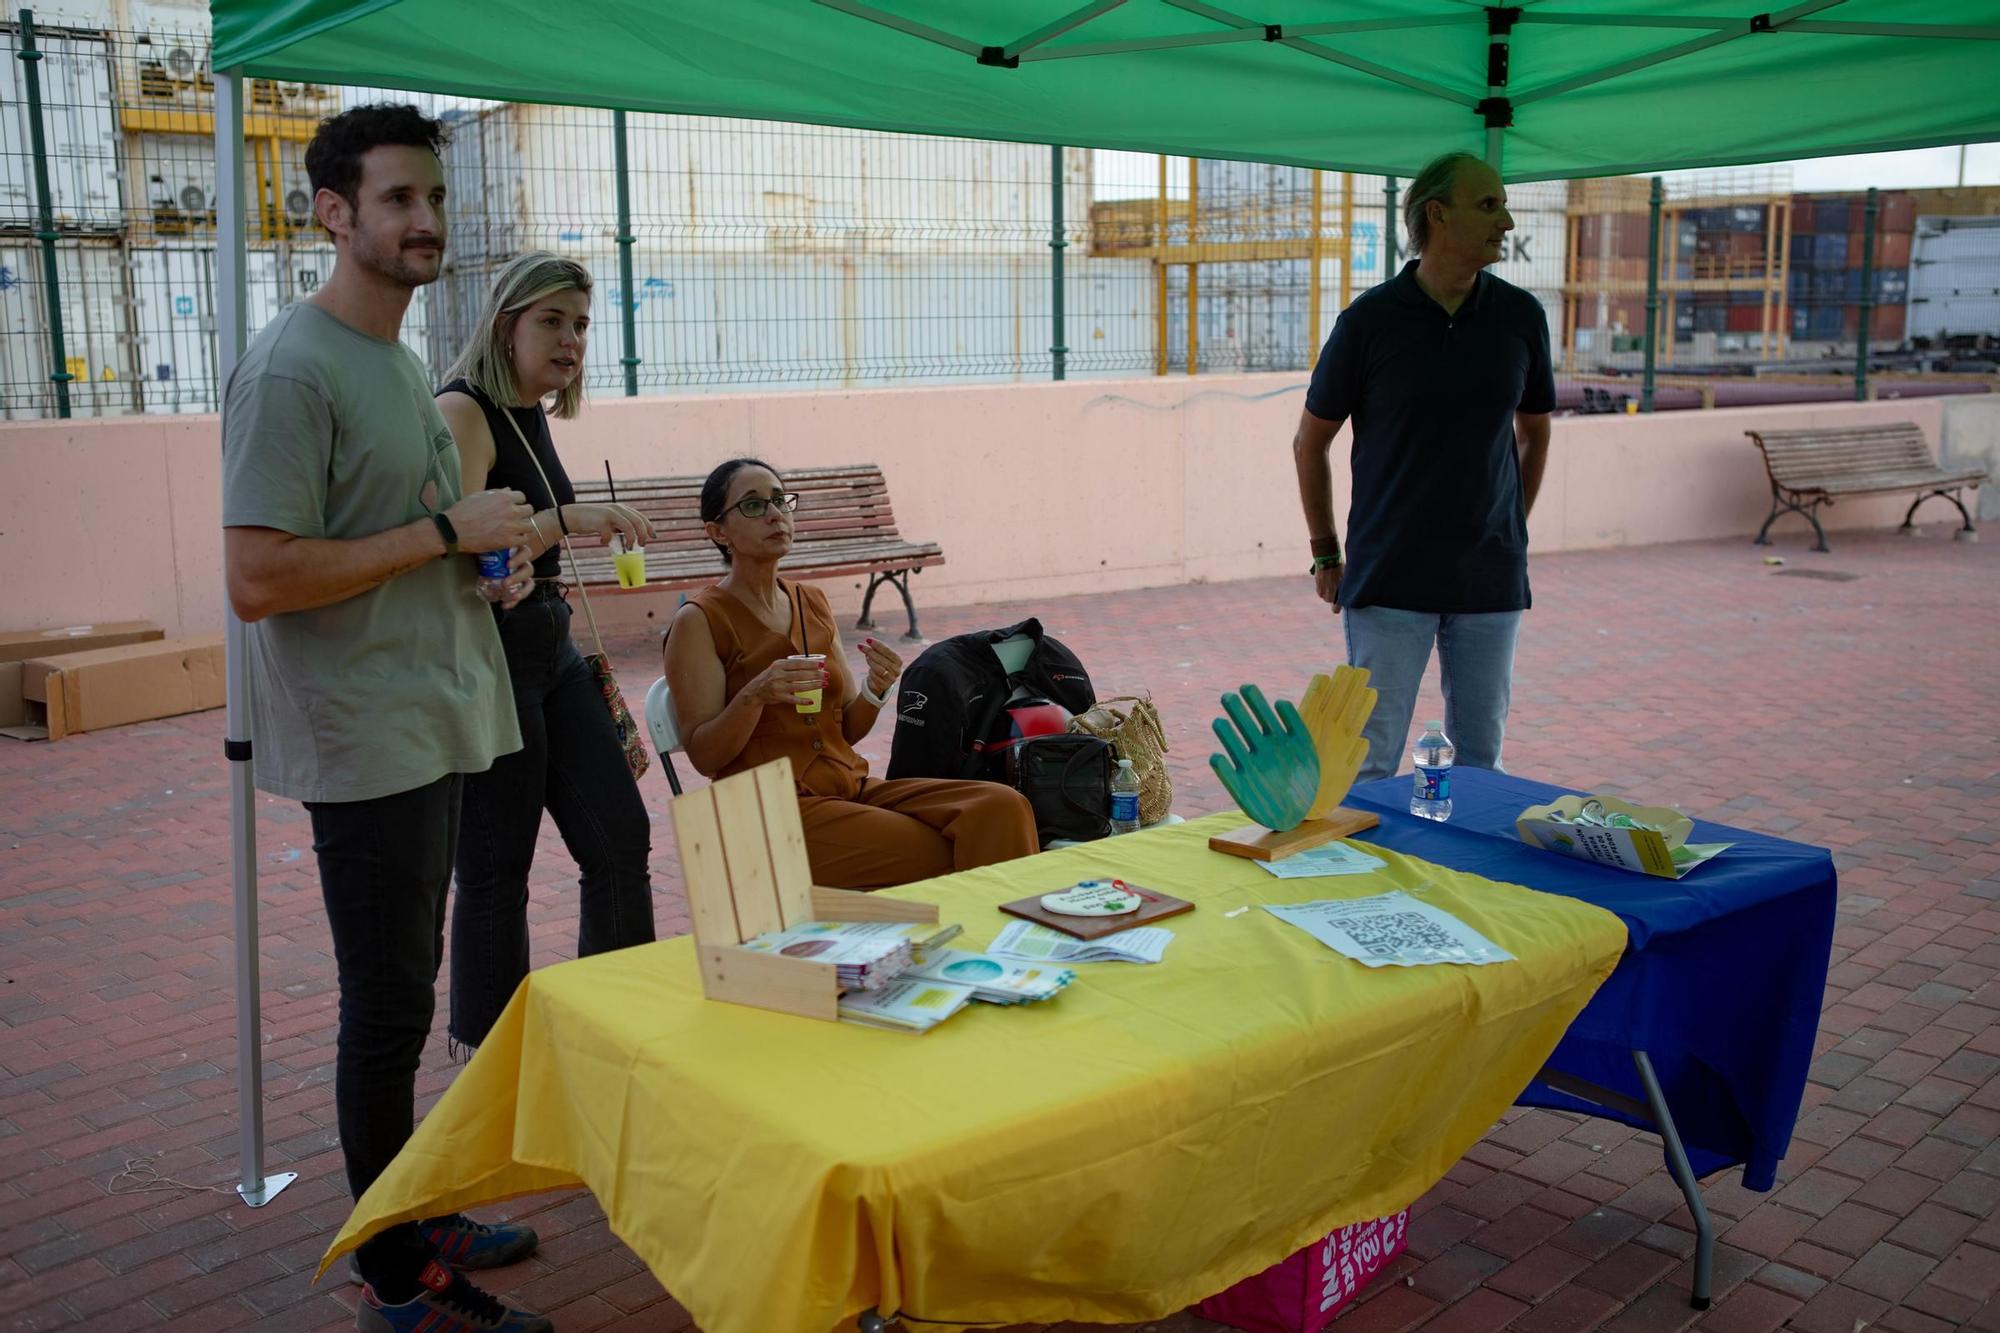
[0, 378, 1957, 638]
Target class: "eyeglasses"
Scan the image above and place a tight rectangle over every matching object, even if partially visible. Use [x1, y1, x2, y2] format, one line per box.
[729, 491, 798, 519]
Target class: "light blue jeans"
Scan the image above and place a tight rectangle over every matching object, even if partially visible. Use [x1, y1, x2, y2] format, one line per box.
[1341, 606, 1523, 782]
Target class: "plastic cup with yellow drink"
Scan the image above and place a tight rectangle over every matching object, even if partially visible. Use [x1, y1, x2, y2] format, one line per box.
[610, 532, 646, 589]
[789, 654, 827, 714]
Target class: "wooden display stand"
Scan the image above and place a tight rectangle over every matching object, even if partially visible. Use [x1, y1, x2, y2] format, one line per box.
[670, 758, 938, 1021]
[1208, 807, 1381, 861]
[1208, 667, 1383, 862]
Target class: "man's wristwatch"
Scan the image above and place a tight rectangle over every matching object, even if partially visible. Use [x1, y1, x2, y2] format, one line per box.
[1310, 553, 1342, 574]
[431, 512, 460, 558]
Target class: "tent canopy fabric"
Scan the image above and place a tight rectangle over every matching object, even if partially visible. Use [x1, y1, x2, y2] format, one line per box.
[210, 0, 2000, 181]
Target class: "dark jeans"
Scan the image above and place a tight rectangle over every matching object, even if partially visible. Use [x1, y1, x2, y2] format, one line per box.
[305, 772, 461, 1297]
[450, 587, 655, 1049]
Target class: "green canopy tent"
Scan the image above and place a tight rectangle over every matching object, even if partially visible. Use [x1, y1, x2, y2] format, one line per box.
[205, 0, 1999, 1300]
[214, 0, 2000, 180]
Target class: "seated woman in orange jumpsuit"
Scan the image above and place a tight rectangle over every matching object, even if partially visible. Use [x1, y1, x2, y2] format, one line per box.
[662, 458, 1041, 889]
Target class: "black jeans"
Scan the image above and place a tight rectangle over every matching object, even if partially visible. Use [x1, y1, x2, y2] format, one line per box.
[305, 772, 460, 1297]
[449, 587, 655, 1049]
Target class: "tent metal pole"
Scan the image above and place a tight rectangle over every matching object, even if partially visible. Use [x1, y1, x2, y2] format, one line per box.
[216, 65, 295, 1210]
[1514, 0, 1847, 107]
[811, 0, 982, 55]
[1004, 0, 1127, 59]
[1483, 5, 1514, 174]
[1026, 13, 1479, 60]
[1520, 11, 1998, 38]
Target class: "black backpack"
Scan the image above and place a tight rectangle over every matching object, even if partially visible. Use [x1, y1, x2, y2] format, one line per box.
[887, 618, 1095, 783]
[1007, 733, 1115, 845]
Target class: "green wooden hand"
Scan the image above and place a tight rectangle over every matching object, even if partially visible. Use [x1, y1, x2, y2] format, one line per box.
[1208, 684, 1321, 832]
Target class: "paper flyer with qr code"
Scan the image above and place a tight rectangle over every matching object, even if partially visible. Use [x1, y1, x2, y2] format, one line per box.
[1265, 892, 1514, 968]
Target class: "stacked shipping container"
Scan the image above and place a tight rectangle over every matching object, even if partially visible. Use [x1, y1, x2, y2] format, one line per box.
[1786, 191, 1913, 345]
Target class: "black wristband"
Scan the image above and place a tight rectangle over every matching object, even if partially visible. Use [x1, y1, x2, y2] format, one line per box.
[430, 511, 459, 558]
[555, 504, 569, 536]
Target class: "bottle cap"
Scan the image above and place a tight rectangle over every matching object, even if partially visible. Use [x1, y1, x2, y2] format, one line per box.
[1424, 720, 1444, 730]
[1118, 758, 1134, 769]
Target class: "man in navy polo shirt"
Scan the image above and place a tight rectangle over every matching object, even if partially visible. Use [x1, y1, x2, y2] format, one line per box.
[1292, 151, 1554, 780]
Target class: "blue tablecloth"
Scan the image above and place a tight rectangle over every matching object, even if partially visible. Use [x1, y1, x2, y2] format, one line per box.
[1345, 770, 1836, 1191]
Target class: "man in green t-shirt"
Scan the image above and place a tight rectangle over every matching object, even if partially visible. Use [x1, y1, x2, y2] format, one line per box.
[221, 104, 551, 1333]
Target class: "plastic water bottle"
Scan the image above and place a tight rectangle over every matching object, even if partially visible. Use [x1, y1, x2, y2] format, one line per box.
[1109, 759, 1142, 834]
[474, 549, 512, 602]
[1409, 721, 1454, 822]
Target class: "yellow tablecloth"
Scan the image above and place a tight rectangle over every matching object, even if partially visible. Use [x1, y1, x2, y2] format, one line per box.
[323, 813, 1625, 1333]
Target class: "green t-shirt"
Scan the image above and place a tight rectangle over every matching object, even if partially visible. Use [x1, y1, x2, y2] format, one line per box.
[221, 302, 520, 803]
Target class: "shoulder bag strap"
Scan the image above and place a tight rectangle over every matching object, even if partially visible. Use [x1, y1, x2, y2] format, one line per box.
[494, 406, 612, 664]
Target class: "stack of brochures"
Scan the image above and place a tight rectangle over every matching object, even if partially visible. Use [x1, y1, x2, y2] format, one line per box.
[837, 978, 976, 1032]
[987, 920, 1174, 964]
[741, 919, 963, 993]
[900, 948, 1075, 1005]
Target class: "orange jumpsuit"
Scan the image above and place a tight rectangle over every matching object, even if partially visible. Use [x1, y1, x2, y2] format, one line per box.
[689, 581, 1039, 890]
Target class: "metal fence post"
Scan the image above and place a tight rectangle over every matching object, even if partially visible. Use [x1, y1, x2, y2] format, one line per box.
[1050, 145, 1067, 381]
[1855, 187, 1877, 402]
[17, 9, 72, 418]
[1384, 176, 1400, 278]
[613, 109, 639, 396]
[1642, 177, 1662, 412]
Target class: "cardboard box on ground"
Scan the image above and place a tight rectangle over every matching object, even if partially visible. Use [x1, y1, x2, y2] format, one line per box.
[0, 622, 165, 730]
[0, 624, 225, 741]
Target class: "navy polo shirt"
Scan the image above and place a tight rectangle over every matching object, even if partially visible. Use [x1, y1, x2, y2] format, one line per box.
[1306, 261, 1555, 615]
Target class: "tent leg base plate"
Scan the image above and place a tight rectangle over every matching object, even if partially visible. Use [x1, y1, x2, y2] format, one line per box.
[237, 1172, 297, 1209]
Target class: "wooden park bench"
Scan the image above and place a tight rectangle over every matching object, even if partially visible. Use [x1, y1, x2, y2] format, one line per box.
[562, 464, 944, 639]
[1747, 421, 1985, 553]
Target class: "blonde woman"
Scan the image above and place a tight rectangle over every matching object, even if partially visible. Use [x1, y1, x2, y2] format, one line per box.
[436, 251, 658, 1051]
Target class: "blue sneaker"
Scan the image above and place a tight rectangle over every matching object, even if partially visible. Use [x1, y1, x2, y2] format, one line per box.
[357, 1259, 551, 1332]
[421, 1214, 540, 1270]
[347, 1216, 538, 1283]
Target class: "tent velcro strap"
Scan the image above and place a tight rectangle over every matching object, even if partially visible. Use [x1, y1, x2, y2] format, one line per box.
[224, 739, 252, 761]
[977, 45, 1019, 68]
[1264, 24, 1283, 41]
[1476, 96, 1514, 128]
[1487, 7, 1522, 36]
[1749, 12, 1775, 32]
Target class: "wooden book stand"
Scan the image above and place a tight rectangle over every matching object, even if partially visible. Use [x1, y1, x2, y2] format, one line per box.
[670, 758, 939, 1020]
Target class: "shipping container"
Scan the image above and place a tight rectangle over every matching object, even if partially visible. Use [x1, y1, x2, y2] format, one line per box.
[0, 29, 123, 233]
[1725, 305, 1766, 333]
[1810, 234, 1848, 269]
[440, 102, 1100, 263]
[1849, 230, 1912, 270]
[1908, 215, 2000, 345]
[1813, 200, 1853, 233]
[0, 240, 135, 418]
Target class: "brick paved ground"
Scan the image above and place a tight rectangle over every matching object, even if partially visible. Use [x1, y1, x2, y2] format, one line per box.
[2, 524, 1998, 1332]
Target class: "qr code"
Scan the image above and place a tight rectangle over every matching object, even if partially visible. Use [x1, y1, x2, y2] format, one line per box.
[1339, 910, 1462, 958]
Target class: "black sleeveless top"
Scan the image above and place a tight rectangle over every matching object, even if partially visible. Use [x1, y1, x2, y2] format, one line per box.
[438, 378, 576, 581]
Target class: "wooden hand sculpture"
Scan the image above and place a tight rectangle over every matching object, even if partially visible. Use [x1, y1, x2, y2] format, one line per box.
[1208, 684, 1320, 833]
[1298, 666, 1376, 821]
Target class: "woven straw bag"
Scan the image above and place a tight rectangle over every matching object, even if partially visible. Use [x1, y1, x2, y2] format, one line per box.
[1069, 693, 1172, 826]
